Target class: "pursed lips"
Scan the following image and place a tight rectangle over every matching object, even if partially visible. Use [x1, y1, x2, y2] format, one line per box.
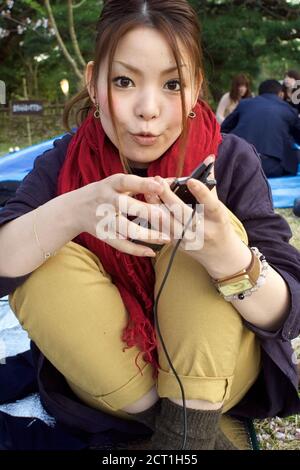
[130, 133, 160, 146]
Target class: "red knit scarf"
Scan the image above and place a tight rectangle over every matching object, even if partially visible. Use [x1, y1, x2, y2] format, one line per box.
[57, 99, 222, 371]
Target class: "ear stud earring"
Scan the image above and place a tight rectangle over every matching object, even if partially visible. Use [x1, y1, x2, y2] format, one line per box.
[189, 110, 196, 119]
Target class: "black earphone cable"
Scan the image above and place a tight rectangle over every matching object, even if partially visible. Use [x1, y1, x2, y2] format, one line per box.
[152, 205, 197, 450]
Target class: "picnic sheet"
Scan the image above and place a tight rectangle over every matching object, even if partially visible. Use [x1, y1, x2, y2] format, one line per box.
[0, 297, 54, 425]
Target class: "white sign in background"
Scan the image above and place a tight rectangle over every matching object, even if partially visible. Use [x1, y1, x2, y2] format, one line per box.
[0, 80, 6, 105]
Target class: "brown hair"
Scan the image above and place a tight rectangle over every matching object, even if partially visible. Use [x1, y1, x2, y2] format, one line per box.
[285, 70, 300, 82]
[283, 70, 300, 102]
[229, 73, 252, 103]
[63, 0, 205, 176]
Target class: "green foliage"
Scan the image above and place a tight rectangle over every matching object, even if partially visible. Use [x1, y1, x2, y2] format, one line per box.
[21, 0, 45, 15]
[1, 0, 300, 106]
[192, 1, 300, 103]
[0, 0, 103, 102]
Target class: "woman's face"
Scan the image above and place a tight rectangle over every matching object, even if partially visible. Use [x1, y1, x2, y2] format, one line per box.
[238, 85, 247, 97]
[86, 27, 201, 168]
[284, 75, 296, 89]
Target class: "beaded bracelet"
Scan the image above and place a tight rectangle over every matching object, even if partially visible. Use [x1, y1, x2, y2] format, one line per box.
[222, 247, 269, 302]
[33, 207, 57, 261]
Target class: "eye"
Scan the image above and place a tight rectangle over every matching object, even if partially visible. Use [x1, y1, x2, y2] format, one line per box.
[165, 80, 184, 92]
[112, 76, 133, 88]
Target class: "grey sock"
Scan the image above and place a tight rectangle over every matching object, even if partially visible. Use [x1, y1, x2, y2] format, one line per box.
[150, 398, 222, 450]
[131, 400, 161, 431]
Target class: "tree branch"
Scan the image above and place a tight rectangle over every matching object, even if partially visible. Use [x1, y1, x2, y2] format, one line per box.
[1, 14, 45, 39]
[72, 0, 88, 9]
[44, 0, 83, 80]
[67, 0, 86, 68]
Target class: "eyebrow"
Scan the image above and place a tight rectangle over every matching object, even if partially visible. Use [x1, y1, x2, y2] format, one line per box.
[113, 60, 187, 75]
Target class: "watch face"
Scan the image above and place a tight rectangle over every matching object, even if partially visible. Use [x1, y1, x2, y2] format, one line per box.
[218, 278, 253, 296]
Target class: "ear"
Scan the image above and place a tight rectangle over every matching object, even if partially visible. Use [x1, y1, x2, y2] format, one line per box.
[85, 61, 96, 103]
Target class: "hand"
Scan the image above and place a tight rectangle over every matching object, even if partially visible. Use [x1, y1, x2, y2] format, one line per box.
[144, 167, 251, 278]
[72, 174, 169, 257]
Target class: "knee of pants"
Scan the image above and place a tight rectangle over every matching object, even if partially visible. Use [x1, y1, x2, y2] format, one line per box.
[152, 208, 258, 403]
[9, 241, 155, 414]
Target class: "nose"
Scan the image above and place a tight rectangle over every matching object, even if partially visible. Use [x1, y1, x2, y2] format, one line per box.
[135, 91, 160, 121]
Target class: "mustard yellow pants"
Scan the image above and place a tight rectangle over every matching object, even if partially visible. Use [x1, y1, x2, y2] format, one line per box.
[9, 209, 261, 419]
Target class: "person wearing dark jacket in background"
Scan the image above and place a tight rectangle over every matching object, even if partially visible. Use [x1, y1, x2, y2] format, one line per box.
[221, 80, 300, 177]
[283, 70, 300, 116]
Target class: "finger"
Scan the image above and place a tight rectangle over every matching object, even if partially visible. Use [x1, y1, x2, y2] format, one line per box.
[104, 221, 169, 257]
[115, 194, 165, 221]
[187, 178, 222, 217]
[105, 236, 158, 258]
[111, 173, 164, 196]
[95, 215, 159, 256]
[169, 208, 204, 241]
[145, 202, 196, 244]
[144, 192, 161, 204]
[117, 214, 171, 244]
[153, 176, 194, 224]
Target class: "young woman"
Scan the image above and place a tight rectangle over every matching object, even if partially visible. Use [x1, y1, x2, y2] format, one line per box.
[0, 0, 299, 450]
[216, 74, 252, 124]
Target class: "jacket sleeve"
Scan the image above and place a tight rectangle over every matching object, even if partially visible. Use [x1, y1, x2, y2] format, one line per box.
[291, 113, 300, 143]
[216, 134, 300, 342]
[0, 134, 71, 298]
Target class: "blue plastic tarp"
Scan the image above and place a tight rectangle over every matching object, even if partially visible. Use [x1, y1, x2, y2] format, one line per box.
[0, 137, 300, 208]
[268, 167, 300, 208]
[0, 136, 65, 182]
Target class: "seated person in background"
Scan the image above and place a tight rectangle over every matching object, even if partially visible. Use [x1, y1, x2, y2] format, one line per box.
[221, 80, 300, 177]
[283, 70, 300, 116]
[216, 73, 252, 124]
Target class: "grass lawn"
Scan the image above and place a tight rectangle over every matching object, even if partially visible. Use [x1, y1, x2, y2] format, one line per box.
[0, 138, 48, 158]
[0, 143, 11, 157]
[254, 208, 300, 450]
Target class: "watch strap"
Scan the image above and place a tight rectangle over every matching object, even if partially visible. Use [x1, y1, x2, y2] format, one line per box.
[213, 247, 261, 289]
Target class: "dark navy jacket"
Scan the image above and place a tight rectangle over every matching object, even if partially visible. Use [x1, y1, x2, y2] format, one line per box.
[221, 93, 300, 174]
[0, 133, 299, 446]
